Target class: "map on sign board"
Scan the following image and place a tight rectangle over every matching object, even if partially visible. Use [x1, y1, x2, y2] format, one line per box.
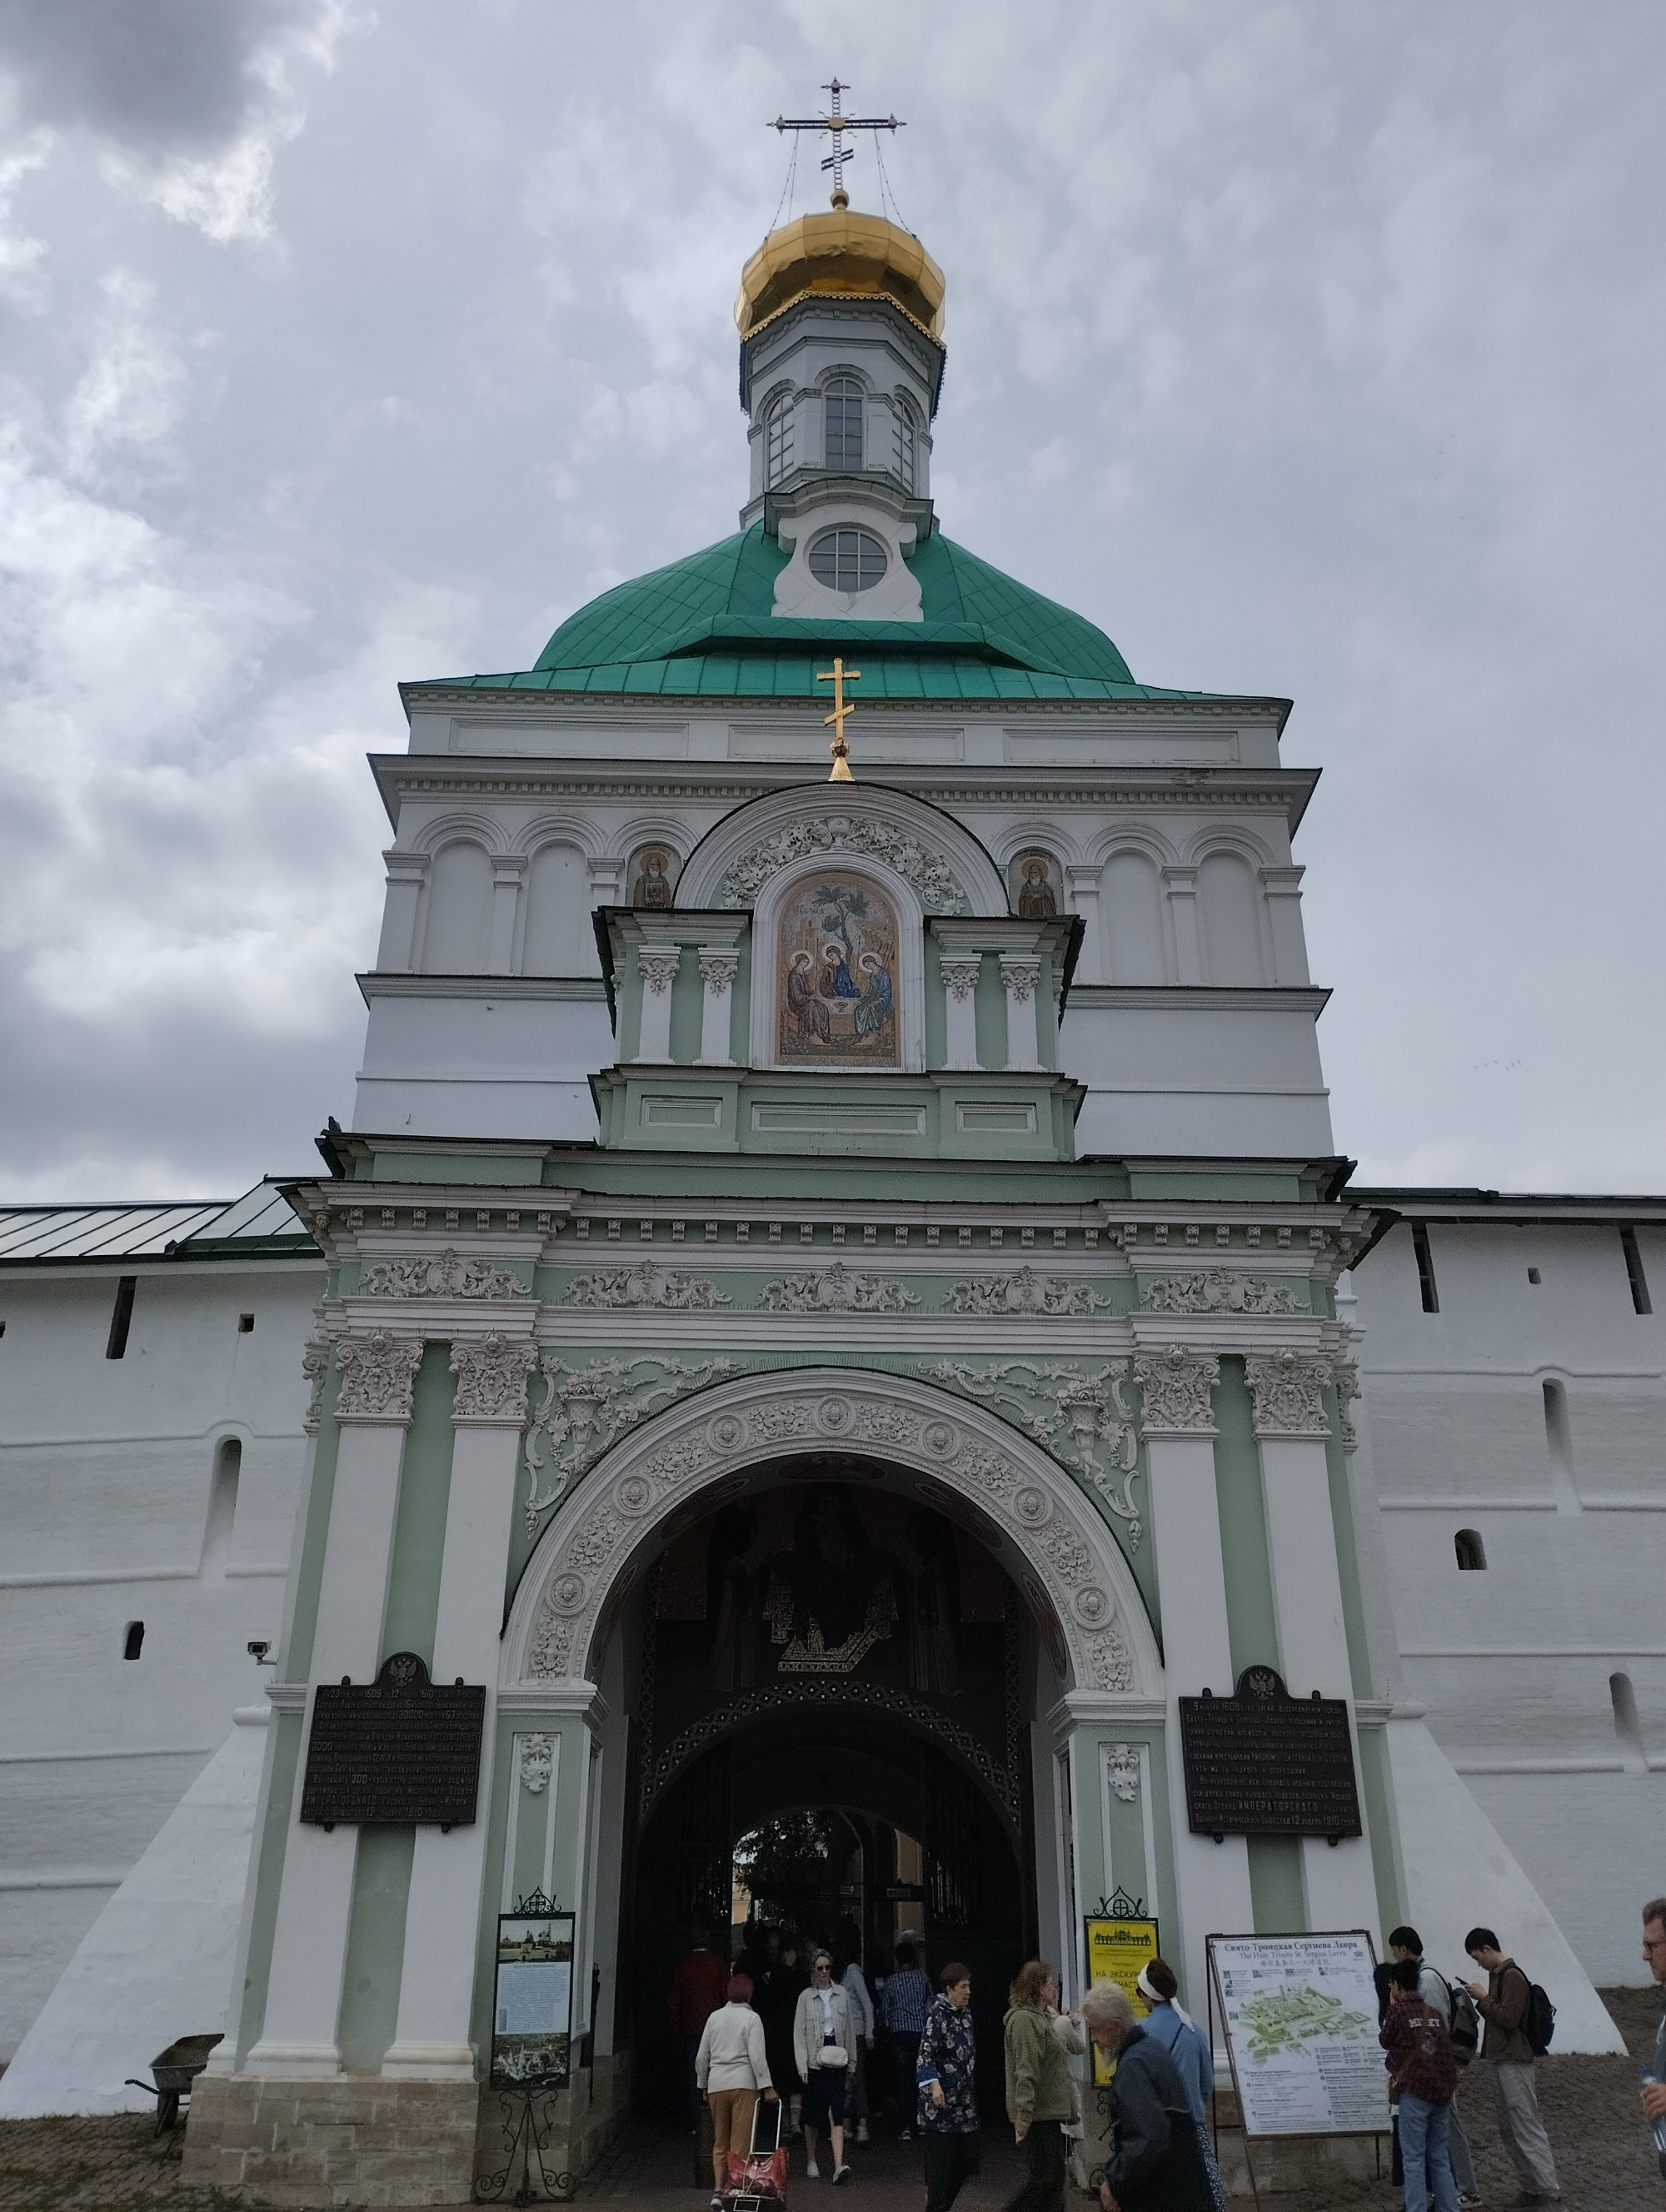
[490, 1911, 575, 2091]
[1210, 1932, 1386, 2138]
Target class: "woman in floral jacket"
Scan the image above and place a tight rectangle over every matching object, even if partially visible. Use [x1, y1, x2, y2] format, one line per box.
[916, 1962, 980, 2212]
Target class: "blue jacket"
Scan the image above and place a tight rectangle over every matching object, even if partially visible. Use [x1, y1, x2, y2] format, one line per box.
[1135, 2001, 1213, 2126]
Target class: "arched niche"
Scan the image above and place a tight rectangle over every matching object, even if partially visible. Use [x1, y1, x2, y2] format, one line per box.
[501, 1366, 1159, 1701]
[521, 841, 598, 975]
[419, 839, 493, 973]
[751, 857, 922, 1074]
[1196, 850, 1266, 985]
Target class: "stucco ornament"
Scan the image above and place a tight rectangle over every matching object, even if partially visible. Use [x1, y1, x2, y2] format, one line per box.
[757, 1263, 920, 1314]
[1131, 1346, 1220, 1436]
[517, 1372, 1142, 1696]
[1106, 1744, 1141, 1803]
[522, 1354, 739, 1529]
[1140, 1271, 1304, 1317]
[560, 1264, 731, 1311]
[334, 1331, 424, 1422]
[1331, 1353, 1361, 1450]
[356, 1248, 526, 1300]
[302, 1337, 331, 1432]
[1245, 1349, 1335, 1439]
[697, 950, 741, 993]
[719, 814, 967, 913]
[516, 1733, 555, 1795]
[925, 1358, 1143, 1547]
[637, 949, 682, 994]
[998, 954, 1041, 1004]
[943, 1268, 1114, 1318]
[939, 957, 982, 1002]
[450, 1333, 537, 1423]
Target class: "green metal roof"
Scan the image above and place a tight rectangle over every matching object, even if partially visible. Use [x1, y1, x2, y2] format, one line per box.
[421, 525, 1230, 703]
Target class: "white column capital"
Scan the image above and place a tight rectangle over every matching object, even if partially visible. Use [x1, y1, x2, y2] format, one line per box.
[637, 946, 682, 994]
[1133, 1346, 1220, 1439]
[449, 1333, 537, 1426]
[1245, 1350, 1335, 1440]
[333, 1331, 424, 1425]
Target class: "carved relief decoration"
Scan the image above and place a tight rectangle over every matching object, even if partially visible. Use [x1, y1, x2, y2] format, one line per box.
[560, 1264, 731, 1311]
[334, 1331, 424, 1422]
[1106, 1743, 1142, 1803]
[943, 1268, 1114, 1318]
[718, 815, 968, 913]
[925, 1358, 1144, 1546]
[998, 954, 1041, 1004]
[450, 1332, 537, 1423]
[637, 949, 682, 994]
[1245, 1349, 1335, 1439]
[1131, 1346, 1221, 1437]
[1331, 1353, 1361, 1451]
[302, 1337, 330, 1432]
[757, 1264, 920, 1314]
[1140, 1271, 1304, 1317]
[939, 957, 982, 1002]
[516, 1372, 1147, 1700]
[357, 1248, 526, 1300]
[522, 1354, 740, 1529]
[516, 1732, 555, 1794]
[697, 950, 740, 993]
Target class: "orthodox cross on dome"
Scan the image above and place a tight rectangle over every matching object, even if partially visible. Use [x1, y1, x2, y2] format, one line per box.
[817, 656, 860, 780]
[772, 78, 902, 211]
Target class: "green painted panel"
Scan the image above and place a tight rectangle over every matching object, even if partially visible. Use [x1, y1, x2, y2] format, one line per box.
[922, 937, 947, 1068]
[1126, 1169, 1304, 1202]
[368, 1150, 549, 1185]
[667, 951, 705, 1064]
[1324, 1404, 1374, 1701]
[233, 1710, 303, 2065]
[1356, 1726, 1404, 1937]
[973, 954, 1008, 1069]
[337, 1826, 416, 2072]
[726, 939, 753, 1063]
[381, 1343, 457, 1669]
[284, 1396, 341, 1684]
[1247, 1837, 1305, 1933]
[1212, 1358, 1280, 1682]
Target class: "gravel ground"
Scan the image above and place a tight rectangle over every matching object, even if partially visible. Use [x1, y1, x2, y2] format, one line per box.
[0, 1989, 1659, 2212]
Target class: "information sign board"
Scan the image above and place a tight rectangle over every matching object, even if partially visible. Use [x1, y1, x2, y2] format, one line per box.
[1179, 1667, 1361, 1840]
[1209, 1931, 1386, 2140]
[490, 1907, 576, 2092]
[300, 1651, 484, 1828]
[1084, 1911, 1160, 2087]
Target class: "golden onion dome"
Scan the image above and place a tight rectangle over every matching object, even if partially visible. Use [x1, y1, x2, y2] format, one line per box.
[734, 209, 945, 345]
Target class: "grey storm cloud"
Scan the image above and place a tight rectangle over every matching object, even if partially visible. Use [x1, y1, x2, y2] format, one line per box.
[0, 0, 1663, 1202]
[0, 0, 315, 147]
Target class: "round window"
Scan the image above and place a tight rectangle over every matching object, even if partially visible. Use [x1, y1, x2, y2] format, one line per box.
[807, 528, 888, 594]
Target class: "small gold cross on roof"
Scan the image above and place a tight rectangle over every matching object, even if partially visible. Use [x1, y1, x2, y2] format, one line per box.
[817, 656, 860, 780]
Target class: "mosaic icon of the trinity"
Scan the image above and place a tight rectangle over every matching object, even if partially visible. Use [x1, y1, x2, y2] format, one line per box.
[776, 872, 899, 1064]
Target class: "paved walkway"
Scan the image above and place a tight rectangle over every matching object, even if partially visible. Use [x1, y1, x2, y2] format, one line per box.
[1, 1988, 1659, 2211]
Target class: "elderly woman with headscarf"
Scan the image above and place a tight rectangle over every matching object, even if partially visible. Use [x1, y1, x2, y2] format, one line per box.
[1129, 1961, 1225, 2211]
[1080, 1980, 1213, 2212]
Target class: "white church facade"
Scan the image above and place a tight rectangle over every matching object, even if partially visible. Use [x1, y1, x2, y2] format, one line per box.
[0, 193, 1659, 2201]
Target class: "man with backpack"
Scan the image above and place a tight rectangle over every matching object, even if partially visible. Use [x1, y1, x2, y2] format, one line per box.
[1389, 1927, 1481, 2206]
[1464, 1928, 1560, 2202]
[1380, 1961, 1462, 2212]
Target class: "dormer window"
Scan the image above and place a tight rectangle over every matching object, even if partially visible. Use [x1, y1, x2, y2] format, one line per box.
[824, 377, 864, 470]
[893, 399, 918, 492]
[765, 394, 794, 487]
[808, 529, 888, 594]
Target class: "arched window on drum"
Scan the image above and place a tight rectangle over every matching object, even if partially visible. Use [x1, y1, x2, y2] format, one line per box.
[764, 393, 794, 488]
[824, 376, 864, 470]
[892, 398, 919, 492]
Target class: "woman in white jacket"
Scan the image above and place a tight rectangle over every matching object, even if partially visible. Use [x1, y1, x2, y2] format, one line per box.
[793, 1950, 855, 2184]
[696, 1973, 776, 2210]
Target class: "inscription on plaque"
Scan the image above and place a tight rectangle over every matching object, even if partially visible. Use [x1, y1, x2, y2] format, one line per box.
[1179, 1666, 1361, 1841]
[300, 1651, 486, 1828]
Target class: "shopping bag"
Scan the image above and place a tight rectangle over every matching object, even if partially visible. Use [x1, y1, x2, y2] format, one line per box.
[725, 2094, 788, 2205]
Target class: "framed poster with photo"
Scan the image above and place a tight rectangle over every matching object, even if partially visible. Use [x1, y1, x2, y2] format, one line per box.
[1083, 1905, 1160, 2087]
[490, 1898, 576, 2093]
[1209, 1930, 1387, 2140]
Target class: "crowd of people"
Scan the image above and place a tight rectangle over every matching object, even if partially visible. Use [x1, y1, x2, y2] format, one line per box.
[671, 1894, 1666, 2210]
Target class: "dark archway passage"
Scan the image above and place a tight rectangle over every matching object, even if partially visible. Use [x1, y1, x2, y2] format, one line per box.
[628, 1707, 1026, 2121]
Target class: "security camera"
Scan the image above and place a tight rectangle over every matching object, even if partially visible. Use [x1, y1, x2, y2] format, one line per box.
[247, 1640, 272, 1663]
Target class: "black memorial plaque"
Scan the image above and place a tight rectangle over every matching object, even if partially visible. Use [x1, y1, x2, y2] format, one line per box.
[1178, 1666, 1361, 1841]
[300, 1651, 486, 1828]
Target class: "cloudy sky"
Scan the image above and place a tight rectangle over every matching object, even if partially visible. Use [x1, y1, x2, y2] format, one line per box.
[0, 0, 1661, 1200]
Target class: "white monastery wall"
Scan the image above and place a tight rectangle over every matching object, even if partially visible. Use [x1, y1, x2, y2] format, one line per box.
[1349, 1211, 1666, 1985]
[0, 1256, 322, 2060]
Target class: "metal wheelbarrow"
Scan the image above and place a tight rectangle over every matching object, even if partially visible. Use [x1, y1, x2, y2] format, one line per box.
[125, 2031, 222, 2135]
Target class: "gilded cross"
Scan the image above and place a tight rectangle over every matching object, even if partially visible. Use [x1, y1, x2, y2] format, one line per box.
[772, 78, 902, 211]
[817, 656, 860, 780]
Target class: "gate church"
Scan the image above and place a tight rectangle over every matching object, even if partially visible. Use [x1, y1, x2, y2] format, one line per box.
[10, 171, 1636, 2205]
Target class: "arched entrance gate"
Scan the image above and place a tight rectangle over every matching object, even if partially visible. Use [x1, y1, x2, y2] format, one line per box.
[492, 1368, 1165, 2152]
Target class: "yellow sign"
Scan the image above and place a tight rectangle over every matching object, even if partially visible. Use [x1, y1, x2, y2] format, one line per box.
[1084, 1914, 1160, 2085]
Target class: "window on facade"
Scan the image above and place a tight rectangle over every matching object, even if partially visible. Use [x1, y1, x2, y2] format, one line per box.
[892, 399, 917, 491]
[807, 528, 888, 594]
[1611, 1671, 1648, 1771]
[1527, 1266, 1542, 1285]
[106, 1274, 137, 1358]
[123, 1621, 145, 1661]
[1411, 1223, 1439, 1313]
[1622, 1226, 1653, 1314]
[765, 395, 794, 487]
[202, 1438, 242, 1577]
[1454, 1528, 1486, 1571]
[823, 377, 864, 469]
[238, 1312, 255, 1333]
